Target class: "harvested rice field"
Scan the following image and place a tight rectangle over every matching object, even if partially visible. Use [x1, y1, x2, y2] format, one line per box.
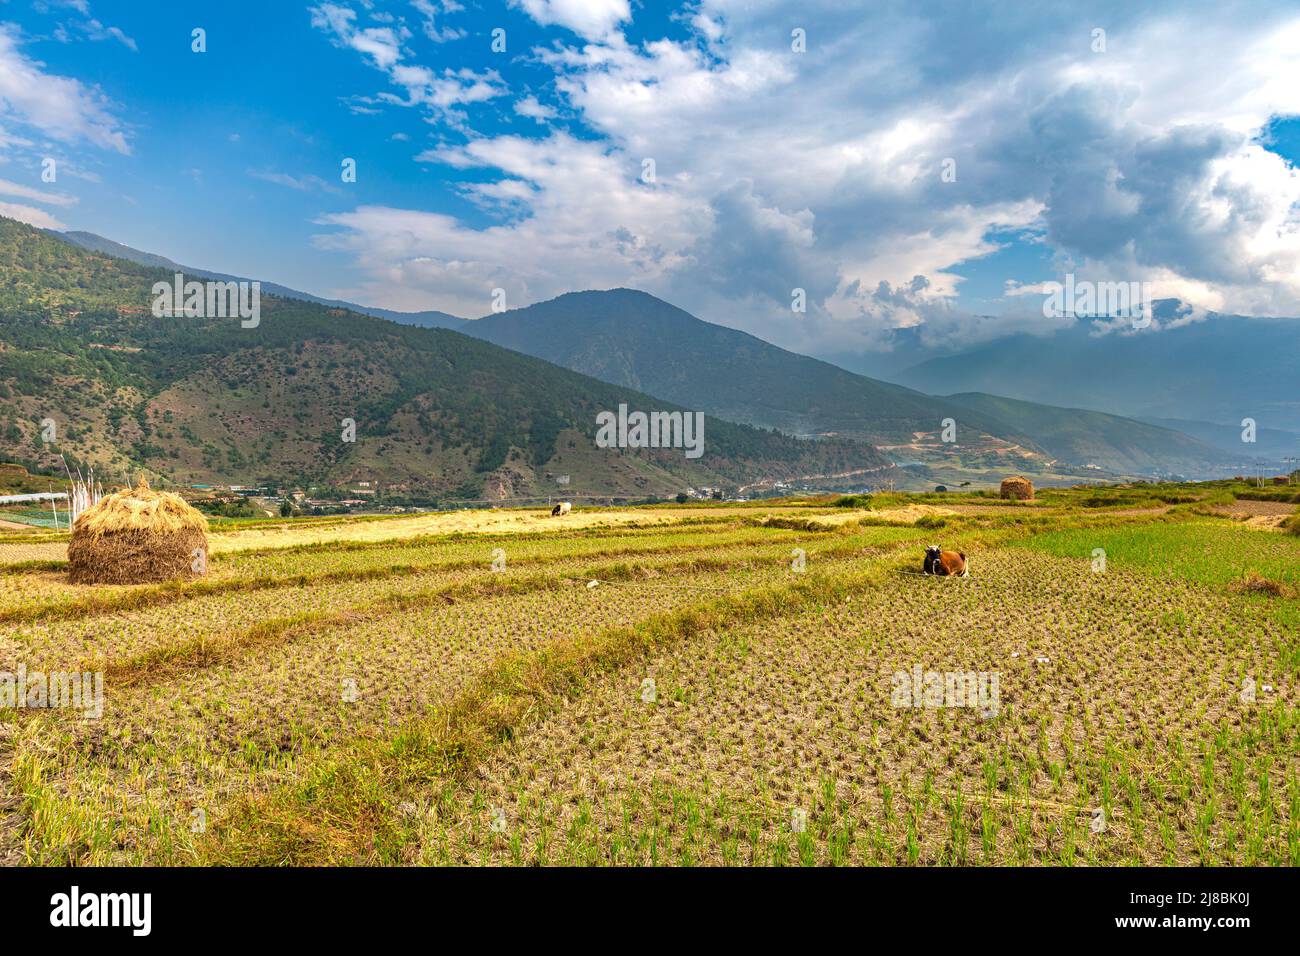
[2, 487, 1297, 866]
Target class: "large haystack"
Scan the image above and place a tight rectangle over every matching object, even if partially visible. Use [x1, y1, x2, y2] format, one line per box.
[1000, 476, 1035, 501]
[67, 479, 208, 585]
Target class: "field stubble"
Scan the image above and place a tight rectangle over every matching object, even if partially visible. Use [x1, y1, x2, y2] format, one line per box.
[3, 501, 1296, 867]
[420, 550, 1298, 866]
[7, 523, 925, 865]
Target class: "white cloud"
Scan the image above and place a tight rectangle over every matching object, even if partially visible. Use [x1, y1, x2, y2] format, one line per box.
[309, 4, 359, 44]
[310, 4, 406, 70]
[314, 1, 1300, 353]
[0, 24, 129, 153]
[385, 64, 502, 109]
[310, 4, 501, 115]
[319, 133, 708, 315]
[0, 200, 65, 229]
[0, 124, 34, 150]
[76, 18, 138, 51]
[411, 0, 466, 42]
[39, 0, 138, 51]
[249, 169, 341, 194]
[0, 177, 77, 206]
[514, 95, 556, 121]
[512, 0, 631, 41]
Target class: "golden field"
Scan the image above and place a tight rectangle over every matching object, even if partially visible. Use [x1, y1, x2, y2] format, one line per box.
[1, 484, 1297, 866]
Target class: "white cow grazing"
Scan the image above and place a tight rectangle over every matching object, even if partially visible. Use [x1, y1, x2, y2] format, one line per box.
[551, 501, 572, 516]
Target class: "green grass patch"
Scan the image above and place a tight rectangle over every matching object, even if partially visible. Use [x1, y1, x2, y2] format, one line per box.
[1015, 520, 1300, 589]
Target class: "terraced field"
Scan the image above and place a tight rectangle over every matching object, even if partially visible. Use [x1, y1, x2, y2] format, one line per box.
[425, 550, 1298, 865]
[1, 491, 1296, 866]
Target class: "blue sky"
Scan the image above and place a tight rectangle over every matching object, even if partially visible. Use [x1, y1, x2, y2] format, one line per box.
[1, 0, 1298, 358]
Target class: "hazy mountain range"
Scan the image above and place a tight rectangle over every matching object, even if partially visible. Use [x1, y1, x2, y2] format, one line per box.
[885, 316, 1300, 461]
[24, 223, 1296, 486]
[2, 218, 895, 499]
[59, 231, 466, 331]
[459, 289, 1237, 478]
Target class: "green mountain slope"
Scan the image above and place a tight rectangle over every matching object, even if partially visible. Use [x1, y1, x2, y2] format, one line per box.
[947, 393, 1229, 477]
[462, 288, 1236, 476]
[56, 230, 467, 330]
[464, 289, 1044, 462]
[0, 217, 894, 499]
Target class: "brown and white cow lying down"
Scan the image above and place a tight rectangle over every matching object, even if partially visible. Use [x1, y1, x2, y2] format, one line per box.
[551, 501, 572, 516]
[923, 545, 968, 577]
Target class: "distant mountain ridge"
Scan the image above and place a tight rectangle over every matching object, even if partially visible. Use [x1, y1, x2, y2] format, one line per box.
[1136, 416, 1300, 466]
[2, 216, 893, 498]
[42, 227, 1249, 481]
[55, 230, 467, 331]
[463, 289, 1031, 445]
[461, 289, 1235, 478]
[890, 314, 1300, 434]
[946, 393, 1230, 476]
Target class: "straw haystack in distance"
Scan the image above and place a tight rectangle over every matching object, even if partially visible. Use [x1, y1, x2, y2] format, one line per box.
[67, 479, 209, 584]
[1000, 476, 1035, 500]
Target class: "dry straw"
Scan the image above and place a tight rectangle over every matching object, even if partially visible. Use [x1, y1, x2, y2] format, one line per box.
[1000, 476, 1035, 501]
[67, 477, 209, 585]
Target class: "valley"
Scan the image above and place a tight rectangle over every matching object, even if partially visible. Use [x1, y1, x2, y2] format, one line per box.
[2, 483, 1295, 866]
[0, 217, 1254, 504]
